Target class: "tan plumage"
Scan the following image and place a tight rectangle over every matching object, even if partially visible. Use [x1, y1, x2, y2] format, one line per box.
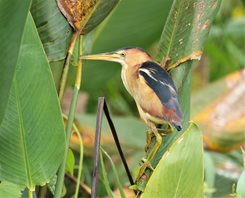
[82, 47, 183, 180]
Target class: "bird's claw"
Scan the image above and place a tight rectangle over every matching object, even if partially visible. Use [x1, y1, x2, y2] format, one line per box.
[136, 158, 154, 181]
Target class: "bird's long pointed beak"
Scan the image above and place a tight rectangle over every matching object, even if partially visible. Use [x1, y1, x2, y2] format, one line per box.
[81, 52, 122, 63]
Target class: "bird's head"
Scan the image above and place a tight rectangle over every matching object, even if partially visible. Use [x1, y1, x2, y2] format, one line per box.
[81, 47, 152, 67]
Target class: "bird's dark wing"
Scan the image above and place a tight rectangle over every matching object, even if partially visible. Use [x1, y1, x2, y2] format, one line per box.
[139, 61, 182, 119]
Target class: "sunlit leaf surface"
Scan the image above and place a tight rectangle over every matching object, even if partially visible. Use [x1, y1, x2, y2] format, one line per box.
[0, 181, 22, 198]
[142, 123, 204, 197]
[0, 14, 65, 189]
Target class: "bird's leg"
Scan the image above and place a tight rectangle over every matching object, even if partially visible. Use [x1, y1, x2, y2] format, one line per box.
[136, 125, 162, 181]
[144, 130, 154, 151]
[146, 126, 162, 162]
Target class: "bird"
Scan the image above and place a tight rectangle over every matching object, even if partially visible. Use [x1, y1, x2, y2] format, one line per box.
[81, 47, 183, 179]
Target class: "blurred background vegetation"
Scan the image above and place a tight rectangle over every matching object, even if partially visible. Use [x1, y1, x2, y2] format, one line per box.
[0, 0, 244, 197]
[59, 0, 245, 197]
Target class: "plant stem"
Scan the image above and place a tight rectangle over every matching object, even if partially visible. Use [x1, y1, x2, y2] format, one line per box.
[91, 97, 104, 198]
[73, 124, 84, 198]
[54, 35, 83, 198]
[66, 173, 91, 195]
[28, 190, 33, 198]
[58, 31, 80, 101]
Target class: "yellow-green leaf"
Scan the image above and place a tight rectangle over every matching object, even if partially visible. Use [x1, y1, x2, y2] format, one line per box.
[65, 149, 75, 176]
[141, 123, 204, 198]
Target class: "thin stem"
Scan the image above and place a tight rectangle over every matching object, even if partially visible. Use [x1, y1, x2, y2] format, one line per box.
[66, 173, 92, 195]
[100, 148, 116, 198]
[73, 124, 84, 198]
[54, 35, 83, 198]
[101, 148, 126, 198]
[38, 185, 47, 198]
[58, 31, 80, 101]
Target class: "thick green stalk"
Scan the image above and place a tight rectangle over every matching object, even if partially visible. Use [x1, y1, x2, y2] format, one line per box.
[54, 88, 79, 198]
[54, 36, 83, 198]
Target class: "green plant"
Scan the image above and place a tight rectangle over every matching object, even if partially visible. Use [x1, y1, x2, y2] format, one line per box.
[1, 0, 243, 197]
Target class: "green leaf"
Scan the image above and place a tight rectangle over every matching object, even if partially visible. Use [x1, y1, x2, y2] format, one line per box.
[236, 149, 245, 198]
[101, 148, 126, 198]
[100, 149, 116, 198]
[82, 0, 120, 34]
[65, 149, 75, 176]
[0, 181, 22, 198]
[156, 0, 221, 65]
[236, 169, 245, 198]
[141, 123, 204, 198]
[31, 0, 73, 61]
[92, 0, 172, 52]
[0, 0, 31, 124]
[204, 152, 216, 198]
[0, 14, 65, 190]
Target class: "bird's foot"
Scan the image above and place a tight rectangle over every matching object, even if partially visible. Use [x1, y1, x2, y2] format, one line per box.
[145, 128, 167, 151]
[136, 158, 154, 181]
[144, 131, 154, 151]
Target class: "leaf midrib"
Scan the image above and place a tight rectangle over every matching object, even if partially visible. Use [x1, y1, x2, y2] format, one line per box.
[14, 77, 32, 189]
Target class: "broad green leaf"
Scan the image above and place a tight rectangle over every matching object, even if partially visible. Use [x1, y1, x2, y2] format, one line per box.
[141, 123, 204, 198]
[204, 152, 216, 198]
[31, 0, 73, 61]
[237, 170, 245, 197]
[0, 181, 22, 198]
[0, 0, 31, 124]
[0, 14, 65, 189]
[31, 0, 120, 61]
[82, 0, 120, 34]
[65, 149, 75, 176]
[156, 0, 221, 66]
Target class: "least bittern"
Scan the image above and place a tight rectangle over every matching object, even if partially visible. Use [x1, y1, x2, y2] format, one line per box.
[81, 47, 183, 180]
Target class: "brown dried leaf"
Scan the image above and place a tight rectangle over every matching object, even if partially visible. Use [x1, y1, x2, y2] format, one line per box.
[57, 0, 98, 31]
